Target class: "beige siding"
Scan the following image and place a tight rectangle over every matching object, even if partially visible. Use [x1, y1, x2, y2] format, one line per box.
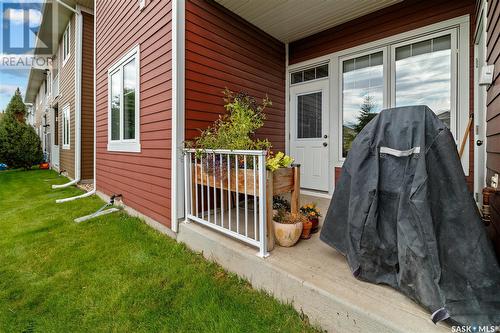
[58, 15, 76, 179]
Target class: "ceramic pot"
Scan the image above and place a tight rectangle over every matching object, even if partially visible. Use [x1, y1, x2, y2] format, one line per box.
[273, 221, 303, 247]
[301, 220, 312, 239]
[309, 216, 320, 233]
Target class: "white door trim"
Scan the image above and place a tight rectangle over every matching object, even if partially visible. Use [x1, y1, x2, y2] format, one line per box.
[290, 78, 330, 192]
[473, 0, 488, 202]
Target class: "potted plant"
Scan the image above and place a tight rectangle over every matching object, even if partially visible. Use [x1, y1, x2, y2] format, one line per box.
[273, 210, 304, 247]
[300, 203, 321, 234]
[273, 196, 290, 216]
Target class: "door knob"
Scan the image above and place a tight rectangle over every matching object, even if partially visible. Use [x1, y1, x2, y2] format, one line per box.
[477, 140, 484, 146]
[324, 134, 328, 139]
[323, 142, 328, 147]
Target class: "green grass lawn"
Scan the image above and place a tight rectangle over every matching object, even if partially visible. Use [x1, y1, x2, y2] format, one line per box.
[0, 169, 318, 332]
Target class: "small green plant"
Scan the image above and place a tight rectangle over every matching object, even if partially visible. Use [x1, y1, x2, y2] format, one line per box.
[273, 196, 291, 212]
[266, 152, 293, 171]
[273, 208, 287, 223]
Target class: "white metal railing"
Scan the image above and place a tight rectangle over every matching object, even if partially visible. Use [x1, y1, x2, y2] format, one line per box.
[183, 149, 268, 257]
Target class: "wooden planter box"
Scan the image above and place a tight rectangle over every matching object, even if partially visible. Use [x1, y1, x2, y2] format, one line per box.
[191, 163, 300, 250]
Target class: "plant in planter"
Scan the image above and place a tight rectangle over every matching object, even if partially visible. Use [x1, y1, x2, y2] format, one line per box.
[266, 152, 294, 171]
[300, 203, 322, 234]
[189, 89, 272, 151]
[188, 89, 294, 173]
[185, 90, 302, 251]
[273, 196, 291, 213]
[273, 210, 305, 247]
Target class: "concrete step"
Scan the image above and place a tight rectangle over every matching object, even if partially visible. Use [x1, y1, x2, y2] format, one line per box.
[177, 221, 450, 333]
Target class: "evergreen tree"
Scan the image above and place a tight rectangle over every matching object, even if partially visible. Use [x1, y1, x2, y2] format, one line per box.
[0, 89, 43, 170]
[353, 95, 377, 134]
[5, 88, 27, 122]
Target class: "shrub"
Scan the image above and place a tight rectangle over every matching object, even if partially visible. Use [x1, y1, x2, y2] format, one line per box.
[189, 89, 272, 151]
[0, 89, 43, 169]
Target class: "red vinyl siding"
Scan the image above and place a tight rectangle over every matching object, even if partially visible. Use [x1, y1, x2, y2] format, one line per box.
[185, 0, 286, 152]
[290, 0, 475, 189]
[486, 0, 500, 176]
[95, 0, 173, 227]
[485, 0, 500, 257]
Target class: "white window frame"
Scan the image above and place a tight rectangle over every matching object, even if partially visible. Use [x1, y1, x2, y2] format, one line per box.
[286, 15, 471, 195]
[62, 22, 71, 67]
[62, 104, 70, 150]
[107, 45, 141, 153]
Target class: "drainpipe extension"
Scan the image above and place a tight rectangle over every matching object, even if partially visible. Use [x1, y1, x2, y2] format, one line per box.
[55, 3, 84, 200]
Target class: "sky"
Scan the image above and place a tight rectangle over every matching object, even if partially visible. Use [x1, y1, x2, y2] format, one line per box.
[0, 0, 43, 112]
[342, 49, 452, 128]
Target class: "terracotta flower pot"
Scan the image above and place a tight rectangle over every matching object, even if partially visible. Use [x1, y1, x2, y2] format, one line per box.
[301, 220, 312, 239]
[273, 221, 303, 247]
[309, 216, 320, 233]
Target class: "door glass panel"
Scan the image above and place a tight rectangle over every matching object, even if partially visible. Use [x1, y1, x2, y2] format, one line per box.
[297, 92, 322, 139]
[395, 34, 452, 127]
[342, 51, 384, 157]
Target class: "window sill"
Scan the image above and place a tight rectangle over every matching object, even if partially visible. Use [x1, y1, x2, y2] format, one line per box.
[107, 141, 141, 153]
[62, 145, 70, 150]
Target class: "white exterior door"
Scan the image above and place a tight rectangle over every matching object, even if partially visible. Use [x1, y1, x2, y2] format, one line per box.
[51, 108, 60, 169]
[290, 79, 330, 191]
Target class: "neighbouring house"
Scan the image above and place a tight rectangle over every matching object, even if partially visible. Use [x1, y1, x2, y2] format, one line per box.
[25, 0, 94, 184]
[24, 0, 500, 331]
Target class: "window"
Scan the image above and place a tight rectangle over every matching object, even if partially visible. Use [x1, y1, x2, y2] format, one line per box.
[107, 46, 140, 152]
[394, 35, 452, 127]
[62, 22, 70, 65]
[342, 51, 384, 157]
[291, 64, 328, 84]
[340, 30, 458, 158]
[62, 105, 70, 149]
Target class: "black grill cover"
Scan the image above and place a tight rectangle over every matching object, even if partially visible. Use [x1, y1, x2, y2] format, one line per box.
[320, 106, 500, 326]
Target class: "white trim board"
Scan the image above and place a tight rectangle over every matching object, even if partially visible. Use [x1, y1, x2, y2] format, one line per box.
[286, 15, 471, 196]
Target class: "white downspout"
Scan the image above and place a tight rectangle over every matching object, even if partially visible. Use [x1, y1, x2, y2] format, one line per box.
[55, 4, 89, 201]
[171, 0, 185, 232]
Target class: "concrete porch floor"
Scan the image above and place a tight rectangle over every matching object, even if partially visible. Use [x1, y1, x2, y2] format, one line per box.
[178, 193, 451, 333]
